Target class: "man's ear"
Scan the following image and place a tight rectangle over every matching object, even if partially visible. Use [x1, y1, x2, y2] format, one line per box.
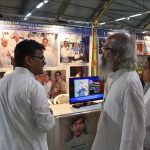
[112, 50, 120, 61]
[25, 56, 32, 66]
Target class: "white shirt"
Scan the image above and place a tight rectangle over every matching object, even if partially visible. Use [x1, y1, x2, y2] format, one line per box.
[0, 67, 55, 150]
[44, 46, 57, 67]
[0, 45, 11, 67]
[92, 69, 145, 150]
[64, 133, 93, 150]
[61, 46, 70, 58]
[144, 87, 150, 149]
[44, 80, 52, 98]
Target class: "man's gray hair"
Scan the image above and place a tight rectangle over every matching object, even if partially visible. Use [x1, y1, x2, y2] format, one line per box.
[107, 33, 137, 70]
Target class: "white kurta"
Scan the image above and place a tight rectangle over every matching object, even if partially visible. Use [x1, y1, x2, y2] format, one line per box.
[92, 69, 145, 150]
[44, 46, 57, 67]
[44, 80, 52, 98]
[144, 87, 150, 149]
[0, 67, 55, 150]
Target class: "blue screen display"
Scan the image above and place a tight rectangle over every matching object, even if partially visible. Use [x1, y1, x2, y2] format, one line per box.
[69, 76, 104, 104]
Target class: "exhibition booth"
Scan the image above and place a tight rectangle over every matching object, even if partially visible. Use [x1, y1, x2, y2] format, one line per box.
[0, 20, 105, 150]
[0, 20, 150, 150]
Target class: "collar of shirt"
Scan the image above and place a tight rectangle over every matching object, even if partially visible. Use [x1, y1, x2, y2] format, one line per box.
[144, 82, 150, 94]
[73, 133, 85, 139]
[107, 68, 129, 89]
[109, 68, 128, 81]
[14, 67, 35, 78]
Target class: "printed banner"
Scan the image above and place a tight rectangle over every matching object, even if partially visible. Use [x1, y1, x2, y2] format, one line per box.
[0, 20, 92, 35]
[51, 110, 101, 150]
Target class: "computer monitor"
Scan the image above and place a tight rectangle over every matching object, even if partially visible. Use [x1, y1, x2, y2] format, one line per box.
[69, 76, 104, 107]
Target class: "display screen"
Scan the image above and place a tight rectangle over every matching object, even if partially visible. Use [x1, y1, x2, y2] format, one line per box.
[69, 76, 104, 104]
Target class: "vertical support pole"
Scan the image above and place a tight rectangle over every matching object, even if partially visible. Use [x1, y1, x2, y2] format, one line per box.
[92, 20, 98, 76]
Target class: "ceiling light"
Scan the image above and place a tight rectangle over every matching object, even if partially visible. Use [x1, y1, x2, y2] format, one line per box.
[99, 22, 106, 25]
[24, 18, 28, 20]
[115, 17, 126, 21]
[129, 13, 142, 18]
[26, 13, 32, 18]
[36, 2, 44, 9]
[142, 31, 148, 34]
[44, 0, 48, 4]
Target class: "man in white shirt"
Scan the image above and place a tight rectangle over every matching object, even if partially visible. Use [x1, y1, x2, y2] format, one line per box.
[44, 71, 52, 98]
[143, 56, 150, 150]
[42, 37, 57, 67]
[50, 71, 66, 98]
[91, 33, 145, 150]
[0, 40, 55, 150]
[0, 36, 12, 67]
[60, 41, 72, 63]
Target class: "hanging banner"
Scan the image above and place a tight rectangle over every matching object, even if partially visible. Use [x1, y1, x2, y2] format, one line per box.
[0, 20, 92, 35]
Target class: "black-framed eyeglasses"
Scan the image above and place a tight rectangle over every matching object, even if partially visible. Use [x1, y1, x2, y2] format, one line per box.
[31, 56, 45, 62]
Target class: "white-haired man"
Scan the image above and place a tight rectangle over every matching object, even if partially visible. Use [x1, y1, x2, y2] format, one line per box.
[92, 33, 145, 150]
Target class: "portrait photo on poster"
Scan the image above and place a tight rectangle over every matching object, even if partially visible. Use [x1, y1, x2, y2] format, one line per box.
[59, 34, 90, 64]
[70, 66, 88, 77]
[57, 112, 101, 150]
[0, 30, 59, 69]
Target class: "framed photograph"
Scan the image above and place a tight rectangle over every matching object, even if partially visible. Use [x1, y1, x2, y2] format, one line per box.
[70, 66, 88, 77]
[59, 34, 90, 64]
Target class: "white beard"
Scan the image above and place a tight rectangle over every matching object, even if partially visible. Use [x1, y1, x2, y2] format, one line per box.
[99, 55, 113, 75]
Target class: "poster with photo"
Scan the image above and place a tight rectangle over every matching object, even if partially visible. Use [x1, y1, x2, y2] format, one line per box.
[29, 32, 58, 67]
[59, 34, 90, 64]
[136, 34, 145, 55]
[0, 30, 26, 69]
[35, 69, 66, 99]
[144, 36, 150, 55]
[136, 35, 150, 55]
[54, 111, 101, 150]
[0, 29, 58, 70]
[70, 66, 88, 77]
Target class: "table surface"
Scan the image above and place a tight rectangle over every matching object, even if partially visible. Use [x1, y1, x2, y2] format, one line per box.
[49, 100, 104, 117]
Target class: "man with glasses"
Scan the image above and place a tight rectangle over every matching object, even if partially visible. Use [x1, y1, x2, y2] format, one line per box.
[0, 39, 55, 150]
[92, 33, 145, 150]
[143, 56, 150, 150]
[50, 71, 66, 98]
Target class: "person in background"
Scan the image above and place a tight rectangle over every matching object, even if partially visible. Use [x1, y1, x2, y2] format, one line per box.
[9, 31, 23, 57]
[44, 71, 52, 98]
[10, 31, 22, 45]
[0, 39, 55, 150]
[143, 56, 150, 95]
[0, 36, 12, 67]
[3, 56, 16, 76]
[91, 33, 145, 150]
[60, 41, 71, 63]
[75, 67, 84, 77]
[64, 115, 93, 150]
[42, 37, 56, 67]
[50, 71, 66, 98]
[143, 56, 150, 150]
[77, 81, 87, 96]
